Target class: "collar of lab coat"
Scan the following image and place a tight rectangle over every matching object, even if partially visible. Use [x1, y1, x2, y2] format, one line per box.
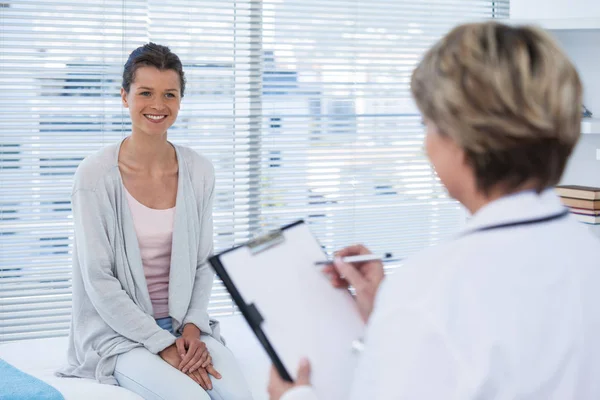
[460, 188, 566, 235]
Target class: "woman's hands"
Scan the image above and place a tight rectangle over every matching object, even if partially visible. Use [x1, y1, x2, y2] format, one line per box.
[187, 367, 217, 391]
[158, 324, 222, 391]
[176, 334, 211, 373]
[322, 244, 385, 322]
[158, 343, 181, 369]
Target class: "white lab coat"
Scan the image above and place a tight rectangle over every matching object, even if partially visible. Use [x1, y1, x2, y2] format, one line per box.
[282, 189, 600, 400]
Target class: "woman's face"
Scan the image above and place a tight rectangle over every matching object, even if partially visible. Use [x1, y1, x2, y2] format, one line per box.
[423, 120, 471, 201]
[121, 66, 181, 138]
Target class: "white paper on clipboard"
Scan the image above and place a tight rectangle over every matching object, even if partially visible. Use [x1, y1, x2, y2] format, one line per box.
[217, 221, 365, 400]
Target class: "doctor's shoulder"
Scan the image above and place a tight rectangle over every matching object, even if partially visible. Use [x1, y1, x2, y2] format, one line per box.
[374, 240, 462, 310]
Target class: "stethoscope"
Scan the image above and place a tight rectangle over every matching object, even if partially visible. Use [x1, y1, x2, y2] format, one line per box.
[351, 208, 570, 354]
[459, 209, 570, 237]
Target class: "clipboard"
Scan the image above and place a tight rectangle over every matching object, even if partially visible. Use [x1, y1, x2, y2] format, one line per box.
[208, 220, 365, 400]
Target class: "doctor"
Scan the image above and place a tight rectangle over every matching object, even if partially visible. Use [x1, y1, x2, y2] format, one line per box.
[269, 21, 600, 399]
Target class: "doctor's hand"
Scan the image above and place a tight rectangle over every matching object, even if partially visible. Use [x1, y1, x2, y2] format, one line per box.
[268, 359, 312, 400]
[322, 244, 384, 322]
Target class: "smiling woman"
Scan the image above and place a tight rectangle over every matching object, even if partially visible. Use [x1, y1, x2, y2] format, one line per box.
[121, 66, 181, 139]
[56, 43, 252, 400]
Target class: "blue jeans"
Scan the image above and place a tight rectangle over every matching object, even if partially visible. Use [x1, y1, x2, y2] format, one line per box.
[114, 317, 253, 400]
[155, 317, 177, 335]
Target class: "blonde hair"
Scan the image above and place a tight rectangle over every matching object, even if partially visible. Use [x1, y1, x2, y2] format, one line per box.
[411, 21, 582, 194]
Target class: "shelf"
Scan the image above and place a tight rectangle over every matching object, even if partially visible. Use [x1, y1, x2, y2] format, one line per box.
[581, 119, 600, 135]
[505, 17, 600, 30]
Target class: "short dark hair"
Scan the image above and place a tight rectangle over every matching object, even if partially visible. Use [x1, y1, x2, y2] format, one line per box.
[122, 43, 186, 97]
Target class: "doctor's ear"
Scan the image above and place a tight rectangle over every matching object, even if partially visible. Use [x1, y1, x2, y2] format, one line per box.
[120, 87, 129, 108]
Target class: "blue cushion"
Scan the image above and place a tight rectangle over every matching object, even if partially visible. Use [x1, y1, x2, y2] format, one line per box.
[0, 359, 64, 400]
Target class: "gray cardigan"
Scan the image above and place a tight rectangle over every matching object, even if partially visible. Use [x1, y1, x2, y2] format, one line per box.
[57, 140, 219, 384]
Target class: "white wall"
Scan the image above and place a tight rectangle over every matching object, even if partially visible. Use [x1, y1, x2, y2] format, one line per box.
[552, 30, 600, 187]
[510, 1, 600, 188]
[511, 0, 600, 19]
[562, 135, 600, 187]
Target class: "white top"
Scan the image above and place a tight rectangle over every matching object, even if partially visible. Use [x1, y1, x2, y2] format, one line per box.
[283, 189, 600, 400]
[125, 189, 175, 319]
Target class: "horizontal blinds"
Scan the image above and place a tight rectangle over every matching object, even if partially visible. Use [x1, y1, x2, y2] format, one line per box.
[252, 0, 507, 256]
[0, 0, 508, 342]
[1, 0, 255, 341]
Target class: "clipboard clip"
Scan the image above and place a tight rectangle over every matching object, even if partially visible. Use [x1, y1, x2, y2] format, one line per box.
[247, 229, 285, 255]
[247, 303, 264, 326]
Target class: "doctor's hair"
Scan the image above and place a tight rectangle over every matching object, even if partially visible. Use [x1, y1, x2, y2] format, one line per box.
[411, 21, 582, 195]
[122, 42, 186, 97]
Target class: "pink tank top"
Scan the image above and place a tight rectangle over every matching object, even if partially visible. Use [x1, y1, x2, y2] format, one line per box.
[125, 188, 174, 319]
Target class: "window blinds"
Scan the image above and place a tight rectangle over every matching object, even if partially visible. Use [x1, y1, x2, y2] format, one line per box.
[0, 0, 509, 341]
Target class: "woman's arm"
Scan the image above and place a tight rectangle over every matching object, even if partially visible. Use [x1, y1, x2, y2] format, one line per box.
[180, 164, 216, 335]
[72, 187, 176, 354]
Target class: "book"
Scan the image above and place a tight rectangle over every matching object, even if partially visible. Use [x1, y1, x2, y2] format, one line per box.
[572, 213, 600, 224]
[568, 207, 600, 216]
[560, 197, 600, 210]
[555, 185, 600, 200]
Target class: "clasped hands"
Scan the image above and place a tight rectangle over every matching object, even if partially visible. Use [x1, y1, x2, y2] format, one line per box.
[159, 325, 221, 391]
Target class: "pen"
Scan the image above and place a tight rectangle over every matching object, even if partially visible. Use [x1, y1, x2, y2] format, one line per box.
[314, 252, 393, 266]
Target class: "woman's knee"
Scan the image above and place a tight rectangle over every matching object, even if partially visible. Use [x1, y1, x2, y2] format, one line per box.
[115, 347, 212, 400]
[202, 337, 252, 399]
[117, 368, 212, 400]
[214, 385, 253, 400]
[170, 379, 212, 400]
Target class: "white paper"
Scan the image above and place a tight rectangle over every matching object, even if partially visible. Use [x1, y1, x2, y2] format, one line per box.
[220, 222, 365, 400]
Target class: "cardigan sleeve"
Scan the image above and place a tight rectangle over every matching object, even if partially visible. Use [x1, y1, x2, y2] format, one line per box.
[181, 160, 216, 334]
[72, 187, 176, 354]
